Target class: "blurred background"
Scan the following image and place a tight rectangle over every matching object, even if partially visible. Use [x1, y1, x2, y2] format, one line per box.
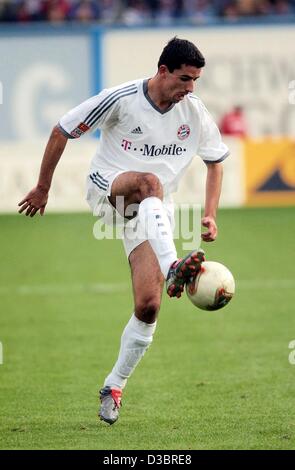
[0, 0, 295, 211]
[1, 0, 295, 24]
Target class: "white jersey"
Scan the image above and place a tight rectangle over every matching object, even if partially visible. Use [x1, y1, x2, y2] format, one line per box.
[59, 79, 229, 195]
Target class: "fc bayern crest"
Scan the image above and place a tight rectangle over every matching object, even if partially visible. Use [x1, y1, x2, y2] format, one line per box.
[177, 124, 190, 140]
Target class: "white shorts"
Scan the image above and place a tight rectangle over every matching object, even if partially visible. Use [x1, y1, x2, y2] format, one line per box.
[86, 169, 175, 259]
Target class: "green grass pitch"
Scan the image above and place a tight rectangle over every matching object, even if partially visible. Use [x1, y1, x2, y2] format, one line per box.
[0, 207, 295, 450]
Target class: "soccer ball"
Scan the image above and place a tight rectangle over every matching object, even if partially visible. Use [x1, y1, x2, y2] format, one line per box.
[186, 261, 235, 311]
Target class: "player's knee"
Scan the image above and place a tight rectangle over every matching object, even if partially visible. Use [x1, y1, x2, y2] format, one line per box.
[138, 173, 163, 201]
[135, 298, 160, 323]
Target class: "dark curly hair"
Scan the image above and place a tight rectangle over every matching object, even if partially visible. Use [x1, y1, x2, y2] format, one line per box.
[158, 37, 205, 72]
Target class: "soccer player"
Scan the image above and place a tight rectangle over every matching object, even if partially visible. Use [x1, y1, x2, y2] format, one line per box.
[18, 37, 228, 425]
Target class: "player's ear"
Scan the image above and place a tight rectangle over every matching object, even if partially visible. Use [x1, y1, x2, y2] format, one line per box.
[158, 65, 169, 77]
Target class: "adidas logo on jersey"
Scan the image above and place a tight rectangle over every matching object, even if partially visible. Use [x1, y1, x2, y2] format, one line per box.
[131, 126, 143, 134]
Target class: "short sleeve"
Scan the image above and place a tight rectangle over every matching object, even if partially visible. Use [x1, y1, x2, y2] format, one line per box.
[197, 102, 229, 163]
[58, 89, 121, 139]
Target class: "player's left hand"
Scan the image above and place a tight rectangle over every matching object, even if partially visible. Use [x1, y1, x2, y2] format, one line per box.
[201, 216, 217, 242]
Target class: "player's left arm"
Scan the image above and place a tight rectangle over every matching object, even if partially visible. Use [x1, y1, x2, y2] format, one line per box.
[201, 161, 223, 242]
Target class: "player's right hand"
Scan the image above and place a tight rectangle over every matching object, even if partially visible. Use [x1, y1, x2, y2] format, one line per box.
[18, 186, 48, 217]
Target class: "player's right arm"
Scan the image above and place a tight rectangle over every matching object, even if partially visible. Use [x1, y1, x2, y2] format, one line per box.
[18, 84, 130, 217]
[18, 125, 68, 217]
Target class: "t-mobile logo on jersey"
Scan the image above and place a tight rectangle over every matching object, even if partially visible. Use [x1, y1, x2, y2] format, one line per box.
[121, 140, 186, 157]
[121, 139, 132, 151]
[141, 144, 185, 157]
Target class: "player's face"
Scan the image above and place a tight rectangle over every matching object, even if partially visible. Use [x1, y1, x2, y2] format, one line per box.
[162, 64, 202, 103]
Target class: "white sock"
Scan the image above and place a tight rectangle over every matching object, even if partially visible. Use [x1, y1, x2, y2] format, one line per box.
[138, 197, 177, 278]
[104, 314, 157, 390]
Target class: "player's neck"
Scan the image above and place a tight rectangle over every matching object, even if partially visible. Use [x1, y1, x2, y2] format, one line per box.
[147, 77, 172, 111]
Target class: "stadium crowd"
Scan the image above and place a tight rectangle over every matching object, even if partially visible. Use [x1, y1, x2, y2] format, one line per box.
[0, 0, 294, 24]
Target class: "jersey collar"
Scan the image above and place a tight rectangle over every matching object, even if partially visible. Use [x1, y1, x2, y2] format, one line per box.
[143, 79, 175, 115]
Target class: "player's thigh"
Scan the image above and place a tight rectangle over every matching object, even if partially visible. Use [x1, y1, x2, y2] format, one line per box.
[109, 171, 163, 216]
[129, 241, 164, 323]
